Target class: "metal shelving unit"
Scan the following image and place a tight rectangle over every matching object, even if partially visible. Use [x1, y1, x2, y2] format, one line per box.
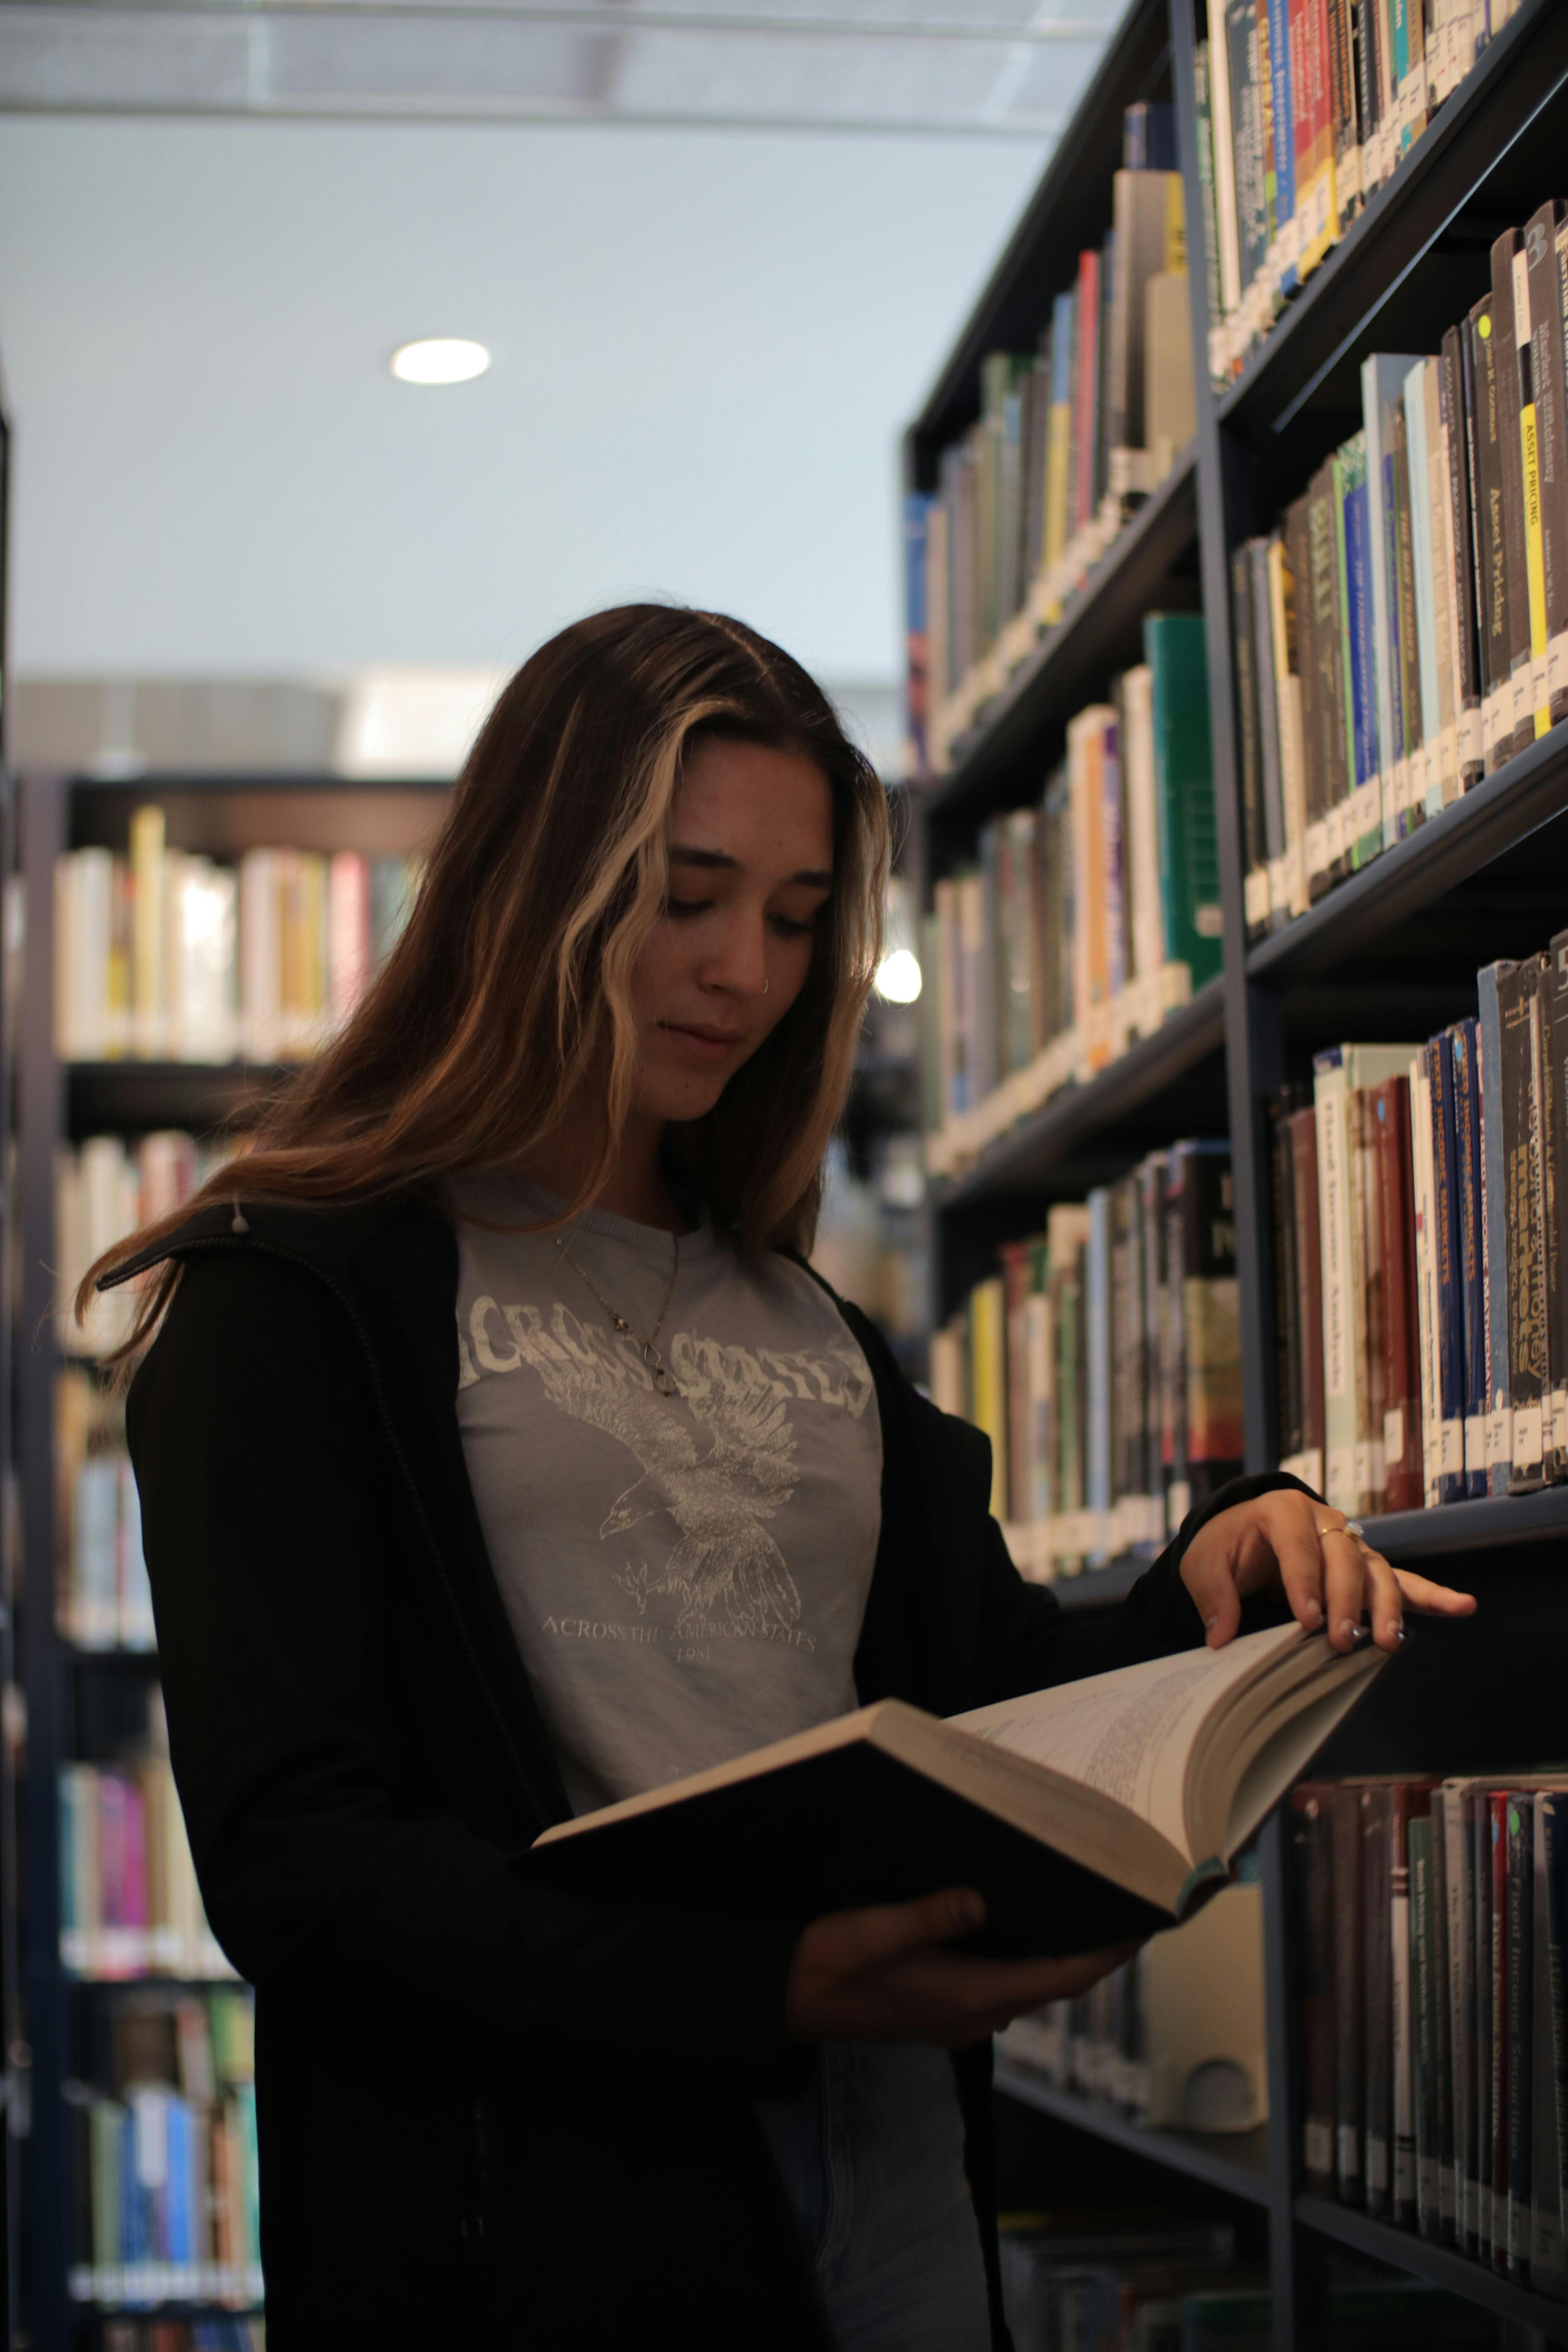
[12, 769, 449, 2349]
[902, 1, 1568, 2343]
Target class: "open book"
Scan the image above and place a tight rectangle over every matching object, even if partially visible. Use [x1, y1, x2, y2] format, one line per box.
[531, 1622, 1388, 1955]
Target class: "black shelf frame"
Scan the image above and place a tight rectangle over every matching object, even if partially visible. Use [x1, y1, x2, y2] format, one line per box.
[14, 769, 449, 2351]
[905, 2, 1568, 2343]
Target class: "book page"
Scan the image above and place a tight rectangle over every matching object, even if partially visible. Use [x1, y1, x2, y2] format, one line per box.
[948, 1623, 1305, 1864]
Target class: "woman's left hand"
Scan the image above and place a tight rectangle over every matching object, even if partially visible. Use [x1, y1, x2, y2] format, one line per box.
[1180, 1486, 1477, 1655]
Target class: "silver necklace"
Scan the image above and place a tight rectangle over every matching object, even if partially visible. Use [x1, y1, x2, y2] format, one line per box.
[555, 1225, 681, 1395]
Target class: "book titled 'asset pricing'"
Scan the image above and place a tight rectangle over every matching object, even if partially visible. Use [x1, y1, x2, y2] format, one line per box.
[531, 1622, 1389, 1956]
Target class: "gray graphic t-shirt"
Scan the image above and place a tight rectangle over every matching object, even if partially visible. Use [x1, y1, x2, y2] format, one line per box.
[452, 1174, 884, 1817]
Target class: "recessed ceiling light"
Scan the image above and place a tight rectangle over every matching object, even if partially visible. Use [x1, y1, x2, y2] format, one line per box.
[390, 338, 492, 386]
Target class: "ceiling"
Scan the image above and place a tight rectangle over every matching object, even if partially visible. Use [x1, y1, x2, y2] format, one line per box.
[0, 0, 1126, 136]
[0, 3, 1127, 716]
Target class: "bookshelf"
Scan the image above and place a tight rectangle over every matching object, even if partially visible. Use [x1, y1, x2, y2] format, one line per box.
[903, 0, 1568, 2344]
[13, 769, 448, 2348]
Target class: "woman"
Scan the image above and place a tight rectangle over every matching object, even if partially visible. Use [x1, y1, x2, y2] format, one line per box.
[92, 605, 1472, 2352]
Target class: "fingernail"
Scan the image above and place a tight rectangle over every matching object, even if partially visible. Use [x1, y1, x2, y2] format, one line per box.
[1300, 1598, 1321, 1628]
[1395, 1622, 1408, 1646]
[1348, 1622, 1372, 1647]
[1338, 1618, 1358, 1645]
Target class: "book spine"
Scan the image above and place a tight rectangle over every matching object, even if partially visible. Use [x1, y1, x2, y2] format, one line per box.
[1233, 543, 1268, 926]
[1374, 1077, 1421, 1510]
[1315, 1051, 1356, 1509]
[1450, 1019, 1487, 1496]
[1542, 1796, 1568, 2294]
[1445, 1784, 1476, 2255]
[1477, 962, 1515, 1490]
[1410, 1048, 1439, 1506]
[1274, 1096, 1303, 1463]
[1529, 203, 1568, 730]
[1499, 961, 1547, 1488]
[1336, 1782, 1367, 2203]
[1391, 388, 1426, 834]
[1548, 931, 1568, 1480]
[1469, 297, 1514, 772]
[1392, 1782, 1417, 2225]
[1492, 230, 1535, 756]
[1410, 1811, 1441, 2237]
[1441, 325, 1484, 788]
[1471, 1791, 1494, 2260]
[1429, 1035, 1466, 1502]
[1506, 1794, 1534, 2279]
[1432, 1795, 1455, 2241]
[1531, 1791, 1565, 2296]
[1491, 1789, 1510, 2271]
[1296, 1787, 1339, 2193]
[1292, 1107, 1327, 1487]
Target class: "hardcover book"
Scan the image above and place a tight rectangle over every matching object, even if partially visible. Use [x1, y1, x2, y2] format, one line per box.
[532, 1623, 1387, 1960]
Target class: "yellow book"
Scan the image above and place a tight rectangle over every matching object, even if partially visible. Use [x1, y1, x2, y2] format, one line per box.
[968, 1276, 1009, 1521]
[129, 804, 165, 1058]
[1513, 244, 1552, 739]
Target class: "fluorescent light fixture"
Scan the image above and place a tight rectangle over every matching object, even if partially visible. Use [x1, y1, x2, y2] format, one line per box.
[390, 338, 492, 385]
[875, 947, 922, 1005]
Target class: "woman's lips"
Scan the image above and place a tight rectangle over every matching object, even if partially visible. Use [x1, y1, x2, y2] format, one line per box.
[659, 1021, 742, 1061]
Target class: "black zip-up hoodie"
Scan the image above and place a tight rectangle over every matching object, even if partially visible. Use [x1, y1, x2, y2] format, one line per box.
[114, 1194, 1296, 2349]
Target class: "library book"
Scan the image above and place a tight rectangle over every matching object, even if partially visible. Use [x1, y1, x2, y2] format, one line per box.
[533, 1622, 1387, 1956]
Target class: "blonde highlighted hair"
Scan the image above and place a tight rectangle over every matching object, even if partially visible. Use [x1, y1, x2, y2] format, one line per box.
[83, 604, 891, 1356]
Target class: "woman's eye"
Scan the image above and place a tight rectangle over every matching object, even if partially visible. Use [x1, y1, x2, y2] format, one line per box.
[666, 898, 712, 919]
[769, 913, 817, 939]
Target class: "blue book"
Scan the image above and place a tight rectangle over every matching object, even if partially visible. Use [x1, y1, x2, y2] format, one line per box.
[1265, 0, 1299, 295]
[1449, 1020, 1487, 1497]
[902, 492, 932, 779]
[1343, 468, 1379, 832]
[1086, 1186, 1111, 1563]
[1428, 1040, 1466, 1503]
[1476, 963, 1515, 1493]
[165, 2094, 194, 2278]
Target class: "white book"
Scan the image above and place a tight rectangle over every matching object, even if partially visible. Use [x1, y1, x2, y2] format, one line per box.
[239, 849, 282, 1065]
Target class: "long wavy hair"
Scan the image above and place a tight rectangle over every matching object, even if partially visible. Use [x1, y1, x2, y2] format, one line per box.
[83, 604, 891, 1357]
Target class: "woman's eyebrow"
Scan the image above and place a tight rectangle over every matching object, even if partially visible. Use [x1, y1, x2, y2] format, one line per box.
[668, 843, 833, 887]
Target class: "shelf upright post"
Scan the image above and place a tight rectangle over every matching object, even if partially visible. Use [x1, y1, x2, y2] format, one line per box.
[1168, 0, 1283, 1478]
[17, 771, 70, 2351]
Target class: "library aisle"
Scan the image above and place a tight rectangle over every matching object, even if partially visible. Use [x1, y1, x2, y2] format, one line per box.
[4, 2, 1568, 2350]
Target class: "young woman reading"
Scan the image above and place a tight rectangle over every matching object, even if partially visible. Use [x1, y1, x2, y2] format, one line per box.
[89, 606, 1474, 2352]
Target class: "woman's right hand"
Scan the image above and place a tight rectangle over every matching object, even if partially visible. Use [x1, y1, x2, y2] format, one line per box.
[784, 1887, 1140, 2048]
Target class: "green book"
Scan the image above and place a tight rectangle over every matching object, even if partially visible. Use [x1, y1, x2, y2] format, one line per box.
[1144, 612, 1222, 991]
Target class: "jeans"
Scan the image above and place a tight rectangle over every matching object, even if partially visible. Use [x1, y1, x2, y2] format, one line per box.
[755, 2043, 992, 2352]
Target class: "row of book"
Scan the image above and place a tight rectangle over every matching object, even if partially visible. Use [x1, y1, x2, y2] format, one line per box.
[71, 1988, 260, 2312]
[1002, 2236, 1497, 2352]
[1194, 0, 1522, 387]
[71, 2086, 261, 2311]
[905, 104, 1196, 778]
[58, 1368, 153, 1651]
[55, 807, 421, 1063]
[1272, 943, 1568, 1517]
[998, 2216, 1243, 2352]
[58, 1132, 230, 1361]
[1238, 210, 1568, 936]
[928, 1142, 1241, 1575]
[999, 1880, 1267, 2135]
[922, 615, 1221, 1176]
[102, 2327, 261, 2352]
[60, 1760, 231, 1982]
[1292, 1777, 1568, 2298]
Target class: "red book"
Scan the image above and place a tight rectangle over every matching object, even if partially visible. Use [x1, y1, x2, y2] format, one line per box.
[1073, 249, 1099, 536]
[1289, 1107, 1325, 1486]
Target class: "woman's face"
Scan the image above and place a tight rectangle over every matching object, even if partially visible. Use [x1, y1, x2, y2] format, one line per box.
[628, 734, 835, 1126]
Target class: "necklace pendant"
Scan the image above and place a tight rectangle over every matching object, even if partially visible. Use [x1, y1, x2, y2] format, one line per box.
[653, 1367, 679, 1397]
[613, 1315, 630, 1333]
